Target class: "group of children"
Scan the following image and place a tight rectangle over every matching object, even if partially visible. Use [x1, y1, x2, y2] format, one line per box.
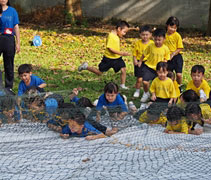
[0, 16, 211, 140]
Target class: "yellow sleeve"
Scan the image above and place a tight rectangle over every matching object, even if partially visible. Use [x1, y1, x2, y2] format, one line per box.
[169, 80, 177, 98]
[200, 103, 211, 120]
[164, 46, 170, 60]
[181, 119, 189, 134]
[166, 123, 173, 131]
[132, 41, 139, 57]
[139, 111, 148, 123]
[150, 78, 157, 93]
[174, 80, 180, 97]
[158, 114, 167, 125]
[202, 80, 211, 98]
[177, 33, 184, 49]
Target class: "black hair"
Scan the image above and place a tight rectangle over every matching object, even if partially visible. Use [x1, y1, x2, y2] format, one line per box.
[77, 97, 94, 108]
[185, 103, 202, 117]
[167, 106, 184, 122]
[139, 25, 152, 33]
[116, 20, 129, 29]
[167, 71, 175, 80]
[156, 62, 168, 71]
[104, 82, 119, 94]
[166, 16, 179, 27]
[147, 102, 166, 118]
[180, 90, 199, 103]
[18, 64, 33, 75]
[191, 65, 205, 75]
[153, 28, 166, 38]
[59, 107, 85, 125]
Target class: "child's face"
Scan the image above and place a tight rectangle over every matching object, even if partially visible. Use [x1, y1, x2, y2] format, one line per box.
[157, 68, 168, 80]
[68, 120, 83, 134]
[140, 31, 151, 42]
[191, 71, 204, 85]
[168, 120, 179, 126]
[105, 92, 118, 103]
[147, 113, 159, 123]
[187, 113, 201, 122]
[19, 72, 32, 84]
[154, 36, 165, 47]
[117, 26, 129, 38]
[167, 25, 177, 34]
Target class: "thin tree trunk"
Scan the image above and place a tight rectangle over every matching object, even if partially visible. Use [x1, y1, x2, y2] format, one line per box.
[207, 0, 211, 36]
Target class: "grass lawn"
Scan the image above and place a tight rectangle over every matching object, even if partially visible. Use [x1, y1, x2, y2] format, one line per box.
[1, 22, 210, 105]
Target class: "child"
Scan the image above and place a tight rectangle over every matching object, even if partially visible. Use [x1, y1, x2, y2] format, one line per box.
[18, 64, 47, 96]
[150, 62, 176, 106]
[164, 16, 184, 85]
[167, 71, 180, 103]
[186, 65, 210, 103]
[164, 106, 188, 134]
[78, 21, 130, 89]
[139, 28, 170, 102]
[60, 108, 107, 140]
[132, 25, 153, 97]
[96, 82, 128, 122]
[185, 103, 211, 135]
[138, 102, 167, 126]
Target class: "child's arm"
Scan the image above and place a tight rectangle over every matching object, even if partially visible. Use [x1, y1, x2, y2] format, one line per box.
[60, 133, 70, 139]
[108, 48, 130, 56]
[168, 98, 174, 106]
[14, 24, 20, 53]
[38, 83, 47, 89]
[133, 56, 138, 66]
[96, 111, 101, 122]
[151, 92, 156, 101]
[170, 48, 183, 60]
[85, 133, 106, 140]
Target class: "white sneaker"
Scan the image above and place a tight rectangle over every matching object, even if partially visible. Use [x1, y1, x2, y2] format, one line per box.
[199, 89, 207, 100]
[133, 90, 140, 97]
[139, 103, 147, 110]
[78, 62, 88, 71]
[120, 84, 129, 90]
[128, 101, 137, 113]
[140, 92, 150, 103]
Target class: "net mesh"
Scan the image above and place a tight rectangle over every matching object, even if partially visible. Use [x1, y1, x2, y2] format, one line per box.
[0, 90, 211, 180]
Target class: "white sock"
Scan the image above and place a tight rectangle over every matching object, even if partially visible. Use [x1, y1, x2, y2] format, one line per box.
[135, 89, 140, 92]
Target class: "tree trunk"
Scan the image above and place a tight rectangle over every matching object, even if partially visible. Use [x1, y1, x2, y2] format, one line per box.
[64, 0, 82, 24]
[207, 0, 211, 36]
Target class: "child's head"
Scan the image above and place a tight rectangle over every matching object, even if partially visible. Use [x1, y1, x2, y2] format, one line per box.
[156, 62, 168, 80]
[77, 97, 94, 108]
[139, 25, 152, 42]
[185, 103, 202, 122]
[60, 107, 85, 134]
[180, 90, 199, 103]
[191, 65, 205, 84]
[147, 102, 166, 122]
[167, 71, 175, 81]
[116, 20, 130, 38]
[167, 106, 184, 125]
[18, 64, 33, 84]
[153, 28, 166, 47]
[166, 16, 179, 34]
[104, 82, 119, 103]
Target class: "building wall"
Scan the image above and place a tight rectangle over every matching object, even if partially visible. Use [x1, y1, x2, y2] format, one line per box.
[11, 0, 210, 29]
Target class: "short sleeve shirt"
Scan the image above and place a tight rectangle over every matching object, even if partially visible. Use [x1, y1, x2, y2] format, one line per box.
[166, 118, 188, 134]
[18, 75, 46, 96]
[144, 43, 170, 70]
[164, 32, 184, 53]
[104, 32, 121, 59]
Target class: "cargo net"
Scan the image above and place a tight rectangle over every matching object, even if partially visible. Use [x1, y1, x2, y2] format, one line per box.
[1, 88, 211, 180]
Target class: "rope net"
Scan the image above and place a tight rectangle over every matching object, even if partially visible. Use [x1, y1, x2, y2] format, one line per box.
[0, 89, 211, 180]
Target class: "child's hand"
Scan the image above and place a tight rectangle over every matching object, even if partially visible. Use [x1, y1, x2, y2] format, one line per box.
[85, 135, 97, 140]
[133, 60, 138, 66]
[122, 52, 131, 56]
[194, 128, 203, 135]
[151, 94, 156, 101]
[203, 119, 211, 124]
[137, 61, 142, 67]
[60, 133, 69, 139]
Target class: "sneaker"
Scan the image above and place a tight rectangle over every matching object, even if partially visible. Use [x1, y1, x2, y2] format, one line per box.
[120, 84, 129, 90]
[140, 92, 150, 103]
[139, 103, 147, 110]
[133, 90, 140, 97]
[199, 89, 207, 100]
[78, 62, 88, 72]
[128, 101, 137, 114]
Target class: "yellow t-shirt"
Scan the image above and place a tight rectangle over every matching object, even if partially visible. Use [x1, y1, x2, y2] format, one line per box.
[200, 103, 211, 120]
[139, 111, 167, 125]
[150, 77, 176, 99]
[104, 32, 121, 59]
[166, 118, 189, 134]
[144, 43, 170, 70]
[132, 40, 154, 60]
[174, 80, 180, 98]
[164, 32, 184, 53]
[186, 79, 211, 98]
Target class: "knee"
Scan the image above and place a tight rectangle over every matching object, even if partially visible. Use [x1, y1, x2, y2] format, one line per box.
[121, 67, 126, 73]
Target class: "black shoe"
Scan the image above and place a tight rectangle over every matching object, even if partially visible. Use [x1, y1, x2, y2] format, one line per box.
[5, 88, 16, 96]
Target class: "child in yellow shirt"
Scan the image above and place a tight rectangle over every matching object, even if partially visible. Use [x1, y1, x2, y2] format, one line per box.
[150, 62, 176, 106]
[164, 106, 188, 134]
[164, 16, 184, 85]
[78, 21, 130, 89]
[139, 28, 170, 102]
[132, 25, 153, 97]
[186, 65, 211, 103]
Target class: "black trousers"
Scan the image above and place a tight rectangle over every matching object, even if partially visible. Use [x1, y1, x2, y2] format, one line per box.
[0, 35, 16, 89]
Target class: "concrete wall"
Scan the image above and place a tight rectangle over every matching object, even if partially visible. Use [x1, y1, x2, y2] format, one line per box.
[11, 0, 210, 29]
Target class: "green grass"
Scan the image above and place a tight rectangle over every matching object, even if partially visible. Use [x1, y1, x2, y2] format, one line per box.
[1, 23, 211, 105]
